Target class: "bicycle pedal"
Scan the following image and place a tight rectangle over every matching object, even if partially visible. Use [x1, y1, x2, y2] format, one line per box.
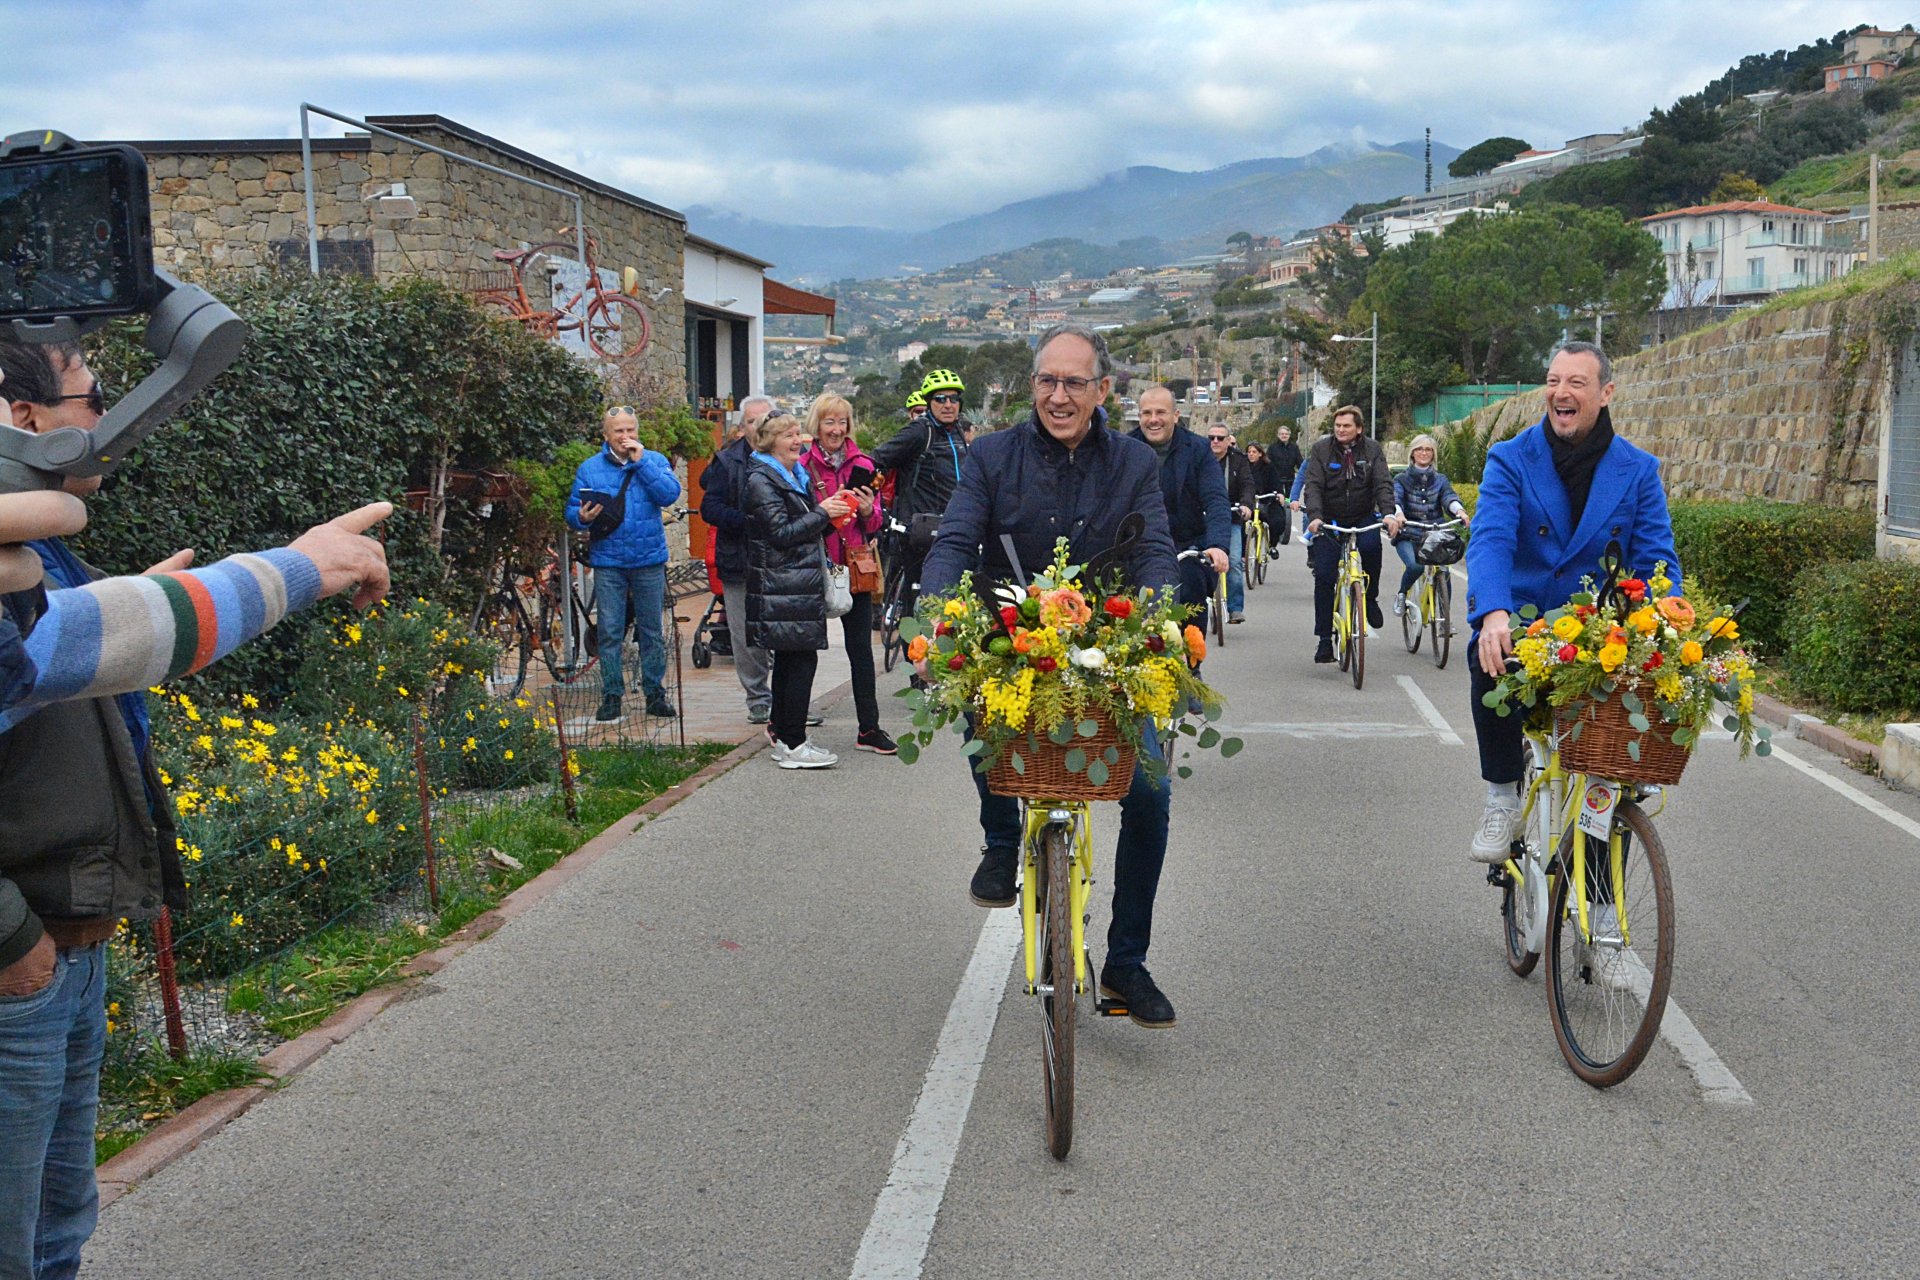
[1096, 998, 1130, 1017]
[1486, 865, 1509, 888]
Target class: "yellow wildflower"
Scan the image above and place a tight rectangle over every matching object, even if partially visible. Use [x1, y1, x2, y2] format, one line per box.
[503, 750, 515, 761]
[220, 715, 244, 731]
[229, 913, 244, 928]
[1598, 643, 1628, 672]
[397, 686, 410, 698]
[241, 693, 260, 709]
[980, 668, 1037, 729]
[365, 809, 380, 825]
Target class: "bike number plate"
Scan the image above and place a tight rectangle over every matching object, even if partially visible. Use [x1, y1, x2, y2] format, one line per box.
[1577, 780, 1621, 841]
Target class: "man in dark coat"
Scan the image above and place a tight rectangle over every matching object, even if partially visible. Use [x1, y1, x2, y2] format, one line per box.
[1208, 427, 1257, 622]
[1127, 385, 1229, 623]
[920, 324, 1185, 1029]
[1301, 405, 1404, 662]
[698, 396, 775, 723]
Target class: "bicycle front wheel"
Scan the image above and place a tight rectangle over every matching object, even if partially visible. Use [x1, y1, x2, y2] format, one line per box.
[1402, 581, 1423, 654]
[1211, 574, 1227, 648]
[1430, 572, 1452, 669]
[879, 570, 905, 674]
[475, 590, 533, 698]
[585, 293, 653, 364]
[1347, 581, 1367, 689]
[1039, 823, 1076, 1159]
[1545, 802, 1673, 1087]
[538, 583, 600, 684]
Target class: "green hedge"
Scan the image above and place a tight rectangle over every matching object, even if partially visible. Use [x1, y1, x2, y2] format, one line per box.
[80, 273, 605, 701]
[1667, 501, 1875, 656]
[1784, 558, 1920, 715]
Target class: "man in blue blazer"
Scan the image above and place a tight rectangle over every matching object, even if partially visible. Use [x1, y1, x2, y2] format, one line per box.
[1464, 343, 1680, 861]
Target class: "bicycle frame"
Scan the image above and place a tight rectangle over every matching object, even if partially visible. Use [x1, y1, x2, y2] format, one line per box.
[1504, 727, 1634, 953]
[1020, 801, 1093, 997]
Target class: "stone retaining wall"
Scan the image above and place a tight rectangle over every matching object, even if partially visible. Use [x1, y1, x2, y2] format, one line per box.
[1437, 294, 1883, 510]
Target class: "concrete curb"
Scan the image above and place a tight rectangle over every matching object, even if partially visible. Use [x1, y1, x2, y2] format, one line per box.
[90, 683, 858, 1207]
[1751, 691, 1881, 772]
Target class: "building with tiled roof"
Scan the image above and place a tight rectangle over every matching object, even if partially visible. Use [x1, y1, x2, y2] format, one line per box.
[1641, 201, 1855, 308]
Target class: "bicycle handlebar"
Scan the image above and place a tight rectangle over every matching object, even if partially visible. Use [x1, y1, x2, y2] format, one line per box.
[1401, 518, 1465, 532]
[1319, 521, 1389, 535]
[1252, 491, 1282, 502]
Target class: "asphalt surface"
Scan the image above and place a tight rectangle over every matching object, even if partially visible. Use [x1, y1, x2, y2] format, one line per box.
[82, 541, 1920, 1278]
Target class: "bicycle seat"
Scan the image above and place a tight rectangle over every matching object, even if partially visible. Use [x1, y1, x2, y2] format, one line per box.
[492, 248, 529, 262]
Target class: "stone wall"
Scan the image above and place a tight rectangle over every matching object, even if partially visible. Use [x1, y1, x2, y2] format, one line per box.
[136, 115, 687, 396]
[1437, 293, 1885, 510]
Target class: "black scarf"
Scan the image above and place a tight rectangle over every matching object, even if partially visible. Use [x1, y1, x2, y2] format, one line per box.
[1548, 406, 1615, 526]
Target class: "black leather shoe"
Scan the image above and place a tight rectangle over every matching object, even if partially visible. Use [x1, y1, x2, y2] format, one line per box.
[968, 846, 1019, 908]
[595, 695, 622, 721]
[1099, 964, 1176, 1028]
[1366, 600, 1385, 630]
[1313, 639, 1335, 663]
[645, 696, 677, 718]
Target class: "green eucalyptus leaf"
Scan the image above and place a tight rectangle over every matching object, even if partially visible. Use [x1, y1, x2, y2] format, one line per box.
[1723, 715, 1740, 733]
[1628, 712, 1650, 733]
[896, 739, 920, 764]
[1177, 765, 1193, 779]
[1049, 721, 1075, 745]
[1755, 739, 1772, 757]
[1065, 747, 1088, 773]
[1010, 750, 1026, 776]
[1104, 746, 1119, 765]
[1621, 691, 1643, 714]
[1198, 727, 1221, 749]
[1086, 759, 1109, 787]
[1078, 719, 1099, 738]
[960, 738, 985, 756]
[1518, 604, 1540, 620]
[1220, 737, 1244, 757]
[899, 616, 924, 641]
[1627, 738, 1641, 762]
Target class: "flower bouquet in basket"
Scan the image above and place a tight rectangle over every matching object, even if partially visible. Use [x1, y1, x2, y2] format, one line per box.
[894, 539, 1242, 796]
[1484, 558, 1771, 783]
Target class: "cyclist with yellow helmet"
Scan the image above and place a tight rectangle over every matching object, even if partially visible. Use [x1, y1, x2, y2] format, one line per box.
[903, 387, 927, 420]
[871, 367, 973, 623]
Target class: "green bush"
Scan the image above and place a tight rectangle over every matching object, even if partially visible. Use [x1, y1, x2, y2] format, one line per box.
[1667, 501, 1875, 656]
[79, 272, 604, 702]
[1784, 558, 1920, 715]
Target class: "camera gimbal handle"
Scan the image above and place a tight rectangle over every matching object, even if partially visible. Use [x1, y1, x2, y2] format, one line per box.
[0, 125, 250, 494]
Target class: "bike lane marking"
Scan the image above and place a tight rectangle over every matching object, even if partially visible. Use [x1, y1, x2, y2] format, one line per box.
[1615, 952, 1756, 1106]
[849, 908, 1023, 1280]
[1395, 674, 1464, 746]
[1767, 739, 1920, 843]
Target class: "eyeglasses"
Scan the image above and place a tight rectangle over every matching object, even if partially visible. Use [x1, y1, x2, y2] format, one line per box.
[54, 386, 105, 416]
[604, 405, 637, 418]
[927, 392, 962, 405]
[1207, 433, 1229, 442]
[1031, 374, 1098, 395]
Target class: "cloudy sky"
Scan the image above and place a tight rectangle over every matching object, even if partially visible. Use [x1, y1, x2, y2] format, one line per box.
[0, 1, 1864, 229]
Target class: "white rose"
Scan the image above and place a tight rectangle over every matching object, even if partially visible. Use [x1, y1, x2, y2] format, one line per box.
[1071, 646, 1108, 670]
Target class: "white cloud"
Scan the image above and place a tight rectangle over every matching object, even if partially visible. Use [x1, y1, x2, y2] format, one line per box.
[0, 0, 1859, 227]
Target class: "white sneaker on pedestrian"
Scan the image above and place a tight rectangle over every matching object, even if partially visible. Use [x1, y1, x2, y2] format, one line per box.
[1469, 802, 1521, 863]
[773, 739, 838, 769]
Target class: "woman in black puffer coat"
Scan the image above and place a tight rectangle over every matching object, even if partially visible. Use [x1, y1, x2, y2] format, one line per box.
[743, 412, 854, 768]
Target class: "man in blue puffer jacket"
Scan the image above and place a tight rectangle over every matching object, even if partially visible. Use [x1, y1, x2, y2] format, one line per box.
[566, 407, 683, 721]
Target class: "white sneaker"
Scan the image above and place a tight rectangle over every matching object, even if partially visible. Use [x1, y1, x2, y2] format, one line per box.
[1469, 802, 1521, 863]
[1391, 594, 1405, 616]
[773, 739, 838, 769]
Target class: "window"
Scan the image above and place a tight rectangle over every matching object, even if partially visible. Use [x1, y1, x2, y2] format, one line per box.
[1794, 257, 1808, 276]
[1748, 257, 1765, 286]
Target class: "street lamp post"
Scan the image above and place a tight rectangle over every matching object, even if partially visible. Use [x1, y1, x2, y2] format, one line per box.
[1330, 311, 1379, 438]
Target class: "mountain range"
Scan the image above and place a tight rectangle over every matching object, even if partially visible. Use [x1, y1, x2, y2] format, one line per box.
[689, 138, 1461, 283]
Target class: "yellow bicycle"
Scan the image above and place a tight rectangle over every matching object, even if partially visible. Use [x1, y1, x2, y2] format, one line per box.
[1245, 496, 1274, 590]
[1399, 518, 1463, 670]
[1321, 521, 1384, 690]
[1019, 798, 1097, 1158]
[1494, 708, 1675, 1087]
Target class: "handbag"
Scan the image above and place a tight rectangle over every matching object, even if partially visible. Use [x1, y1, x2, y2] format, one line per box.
[824, 560, 854, 618]
[846, 542, 882, 595]
[585, 467, 637, 544]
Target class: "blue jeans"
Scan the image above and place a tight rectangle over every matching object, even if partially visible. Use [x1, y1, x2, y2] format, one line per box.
[970, 721, 1172, 971]
[592, 563, 668, 702]
[1225, 525, 1245, 615]
[0, 943, 106, 1280]
[1394, 536, 1423, 597]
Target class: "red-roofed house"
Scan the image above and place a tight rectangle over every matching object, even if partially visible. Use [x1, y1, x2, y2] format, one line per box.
[1641, 201, 1854, 308]
[1824, 57, 1898, 92]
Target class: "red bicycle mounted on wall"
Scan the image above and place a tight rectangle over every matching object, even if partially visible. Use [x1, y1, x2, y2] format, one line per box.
[475, 227, 652, 366]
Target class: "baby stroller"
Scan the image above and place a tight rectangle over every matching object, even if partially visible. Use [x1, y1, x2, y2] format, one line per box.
[688, 536, 733, 669]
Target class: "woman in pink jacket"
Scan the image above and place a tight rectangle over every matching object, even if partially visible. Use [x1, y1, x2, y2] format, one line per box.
[801, 395, 895, 754]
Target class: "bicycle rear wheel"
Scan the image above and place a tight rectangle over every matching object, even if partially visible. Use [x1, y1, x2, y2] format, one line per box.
[537, 581, 600, 684]
[879, 566, 905, 674]
[1348, 580, 1366, 689]
[1039, 823, 1076, 1160]
[475, 589, 533, 699]
[1250, 526, 1267, 587]
[1430, 572, 1452, 670]
[1545, 802, 1673, 1087]
[585, 293, 653, 365]
[1503, 753, 1545, 977]
[1211, 572, 1227, 648]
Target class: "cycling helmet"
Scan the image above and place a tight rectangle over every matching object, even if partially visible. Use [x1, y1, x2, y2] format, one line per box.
[918, 368, 965, 399]
[1416, 527, 1466, 566]
[905, 388, 927, 411]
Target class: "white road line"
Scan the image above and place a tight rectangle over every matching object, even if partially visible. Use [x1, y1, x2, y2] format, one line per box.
[1223, 721, 1449, 740]
[1620, 952, 1755, 1106]
[1768, 740, 1920, 844]
[1395, 675, 1464, 746]
[849, 909, 1022, 1280]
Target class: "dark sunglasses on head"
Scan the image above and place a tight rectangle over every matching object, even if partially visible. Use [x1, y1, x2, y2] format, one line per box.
[1207, 433, 1229, 442]
[927, 392, 962, 405]
[604, 404, 636, 417]
[54, 386, 106, 416]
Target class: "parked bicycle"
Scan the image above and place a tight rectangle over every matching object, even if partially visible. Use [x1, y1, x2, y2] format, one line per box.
[471, 545, 599, 697]
[474, 227, 652, 366]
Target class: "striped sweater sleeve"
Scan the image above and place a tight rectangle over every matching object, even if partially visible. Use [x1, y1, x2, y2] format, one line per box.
[0, 548, 322, 731]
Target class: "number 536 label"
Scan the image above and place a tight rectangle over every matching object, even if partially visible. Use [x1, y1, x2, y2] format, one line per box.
[1577, 780, 1620, 840]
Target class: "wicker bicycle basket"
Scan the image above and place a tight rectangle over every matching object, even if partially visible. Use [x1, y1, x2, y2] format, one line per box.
[986, 710, 1136, 801]
[1554, 678, 1693, 786]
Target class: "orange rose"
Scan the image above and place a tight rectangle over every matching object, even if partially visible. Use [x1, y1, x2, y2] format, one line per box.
[1606, 626, 1629, 647]
[906, 634, 929, 662]
[1184, 624, 1207, 666]
[1526, 618, 1549, 637]
[1655, 597, 1696, 629]
[1011, 630, 1035, 654]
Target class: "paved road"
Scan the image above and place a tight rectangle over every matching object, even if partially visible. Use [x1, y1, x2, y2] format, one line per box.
[83, 541, 1920, 1277]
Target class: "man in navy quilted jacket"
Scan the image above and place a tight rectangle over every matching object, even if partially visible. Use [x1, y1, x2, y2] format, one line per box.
[567, 407, 682, 721]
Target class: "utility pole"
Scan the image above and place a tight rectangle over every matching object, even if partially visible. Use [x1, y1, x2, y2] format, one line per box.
[1870, 152, 1881, 266]
[1425, 128, 1432, 193]
[1368, 310, 1378, 439]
